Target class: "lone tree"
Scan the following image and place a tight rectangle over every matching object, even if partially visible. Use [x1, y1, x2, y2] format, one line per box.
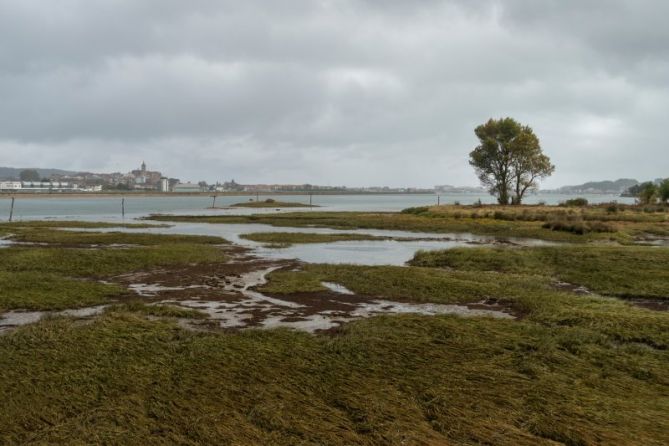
[469, 117, 554, 205]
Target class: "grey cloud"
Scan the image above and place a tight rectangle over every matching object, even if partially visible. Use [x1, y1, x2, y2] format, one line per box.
[0, 0, 666, 187]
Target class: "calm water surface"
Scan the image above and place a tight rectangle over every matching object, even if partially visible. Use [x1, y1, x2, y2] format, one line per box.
[78, 222, 556, 266]
[2, 193, 606, 264]
[1, 193, 633, 221]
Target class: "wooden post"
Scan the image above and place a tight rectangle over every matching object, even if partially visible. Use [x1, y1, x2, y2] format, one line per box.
[211, 195, 217, 208]
[9, 197, 15, 222]
[121, 197, 125, 219]
[437, 195, 440, 206]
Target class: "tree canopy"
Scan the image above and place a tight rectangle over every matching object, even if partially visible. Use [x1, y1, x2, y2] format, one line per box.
[19, 169, 40, 182]
[659, 179, 669, 204]
[469, 117, 554, 205]
[637, 182, 658, 205]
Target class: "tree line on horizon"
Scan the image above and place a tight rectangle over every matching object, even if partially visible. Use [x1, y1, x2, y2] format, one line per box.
[626, 180, 669, 205]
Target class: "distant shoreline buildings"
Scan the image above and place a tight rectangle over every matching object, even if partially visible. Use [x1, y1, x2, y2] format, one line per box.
[1, 164, 653, 196]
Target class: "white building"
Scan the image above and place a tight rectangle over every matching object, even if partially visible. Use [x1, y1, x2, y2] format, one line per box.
[21, 181, 72, 190]
[0, 181, 22, 191]
[173, 182, 203, 193]
[159, 177, 170, 192]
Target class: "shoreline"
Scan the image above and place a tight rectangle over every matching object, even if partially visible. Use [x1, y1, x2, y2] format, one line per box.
[0, 191, 631, 200]
[0, 191, 444, 199]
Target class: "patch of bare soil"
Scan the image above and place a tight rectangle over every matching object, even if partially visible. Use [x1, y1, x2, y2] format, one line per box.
[621, 297, 669, 312]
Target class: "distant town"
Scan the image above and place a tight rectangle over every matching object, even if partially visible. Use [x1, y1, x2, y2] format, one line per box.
[0, 162, 447, 194]
[0, 162, 663, 197]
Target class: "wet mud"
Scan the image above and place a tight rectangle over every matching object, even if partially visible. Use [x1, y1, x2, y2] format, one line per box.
[109, 251, 517, 333]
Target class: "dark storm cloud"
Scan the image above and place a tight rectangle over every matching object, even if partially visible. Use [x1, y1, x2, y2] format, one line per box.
[0, 0, 666, 186]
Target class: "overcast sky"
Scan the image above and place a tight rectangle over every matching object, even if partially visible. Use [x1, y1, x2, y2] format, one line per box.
[0, 0, 667, 187]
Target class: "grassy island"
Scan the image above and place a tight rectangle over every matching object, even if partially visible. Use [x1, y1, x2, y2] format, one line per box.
[240, 231, 391, 247]
[231, 198, 318, 208]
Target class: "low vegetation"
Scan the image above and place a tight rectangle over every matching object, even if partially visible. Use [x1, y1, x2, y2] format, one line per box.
[148, 203, 669, 243]
[0, 222, 229, 311]
[0, 218, 667, 444]
[240, 232, 391, 247]
[0, 221, 166, 229]
[541, 219, 615, 235]
[0, 272, 122, 311]
[232, 198, 318, 208]
[410, 245, 669, 299]
[261, 263, 537, 304]
[109, 302, 208, 319]
[1, 297, 667, 444]
[561, 197, 589, 207]
[8, 229, 227, 246]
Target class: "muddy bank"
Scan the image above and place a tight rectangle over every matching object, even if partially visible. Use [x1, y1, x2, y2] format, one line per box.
[111, 255, 516, 333]
[620, 297, 669, 312]
[1, 246, 518, 334]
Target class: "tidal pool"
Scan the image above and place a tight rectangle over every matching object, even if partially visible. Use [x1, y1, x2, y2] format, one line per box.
[68, 221, 555, 266]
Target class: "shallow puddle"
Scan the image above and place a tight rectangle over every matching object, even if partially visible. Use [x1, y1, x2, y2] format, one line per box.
[129, 283, 211, 297]
[322, 282, 355, 295]
[0, 305, 109, 334]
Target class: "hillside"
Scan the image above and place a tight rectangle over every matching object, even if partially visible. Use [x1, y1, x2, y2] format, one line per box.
[557, 178, 639, 194]
[0, 167, 83, 180]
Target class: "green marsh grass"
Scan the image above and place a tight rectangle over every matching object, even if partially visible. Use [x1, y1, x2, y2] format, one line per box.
[0, 218, 668, 444]
[0, 222, 230, 311]
[0, 309, 667, 445]
[410, 245, 669, 299]
[240, 232, 390, 247]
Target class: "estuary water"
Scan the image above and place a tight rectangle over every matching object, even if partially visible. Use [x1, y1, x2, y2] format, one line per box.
[72, 222, 556, 266]
[0, 193, 633, 221]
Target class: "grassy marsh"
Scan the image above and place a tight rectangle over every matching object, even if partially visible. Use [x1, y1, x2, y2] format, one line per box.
[0, 308, 667, 445]
[1, 216, 668, 444]
[410, 245, 669, 299]
[261, 263, 669, 344]
[0, 221, 167, 229]
[148, 203, 669, 243]
[231, 199, 318, 208]
[8, 229, 227, 246]
[0, 222, 230, 311]
[240, 231, 391, 247]
[0, 272, 122, 311]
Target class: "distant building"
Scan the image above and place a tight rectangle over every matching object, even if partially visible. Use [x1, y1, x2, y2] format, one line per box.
[130, 161, 162, 189]
[159, 177, 170, 192]
[22, 181, 72, 190]
[173, 182, 203, 193]
[0, 181, 99, 192]
[0, 181, 22, 191]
